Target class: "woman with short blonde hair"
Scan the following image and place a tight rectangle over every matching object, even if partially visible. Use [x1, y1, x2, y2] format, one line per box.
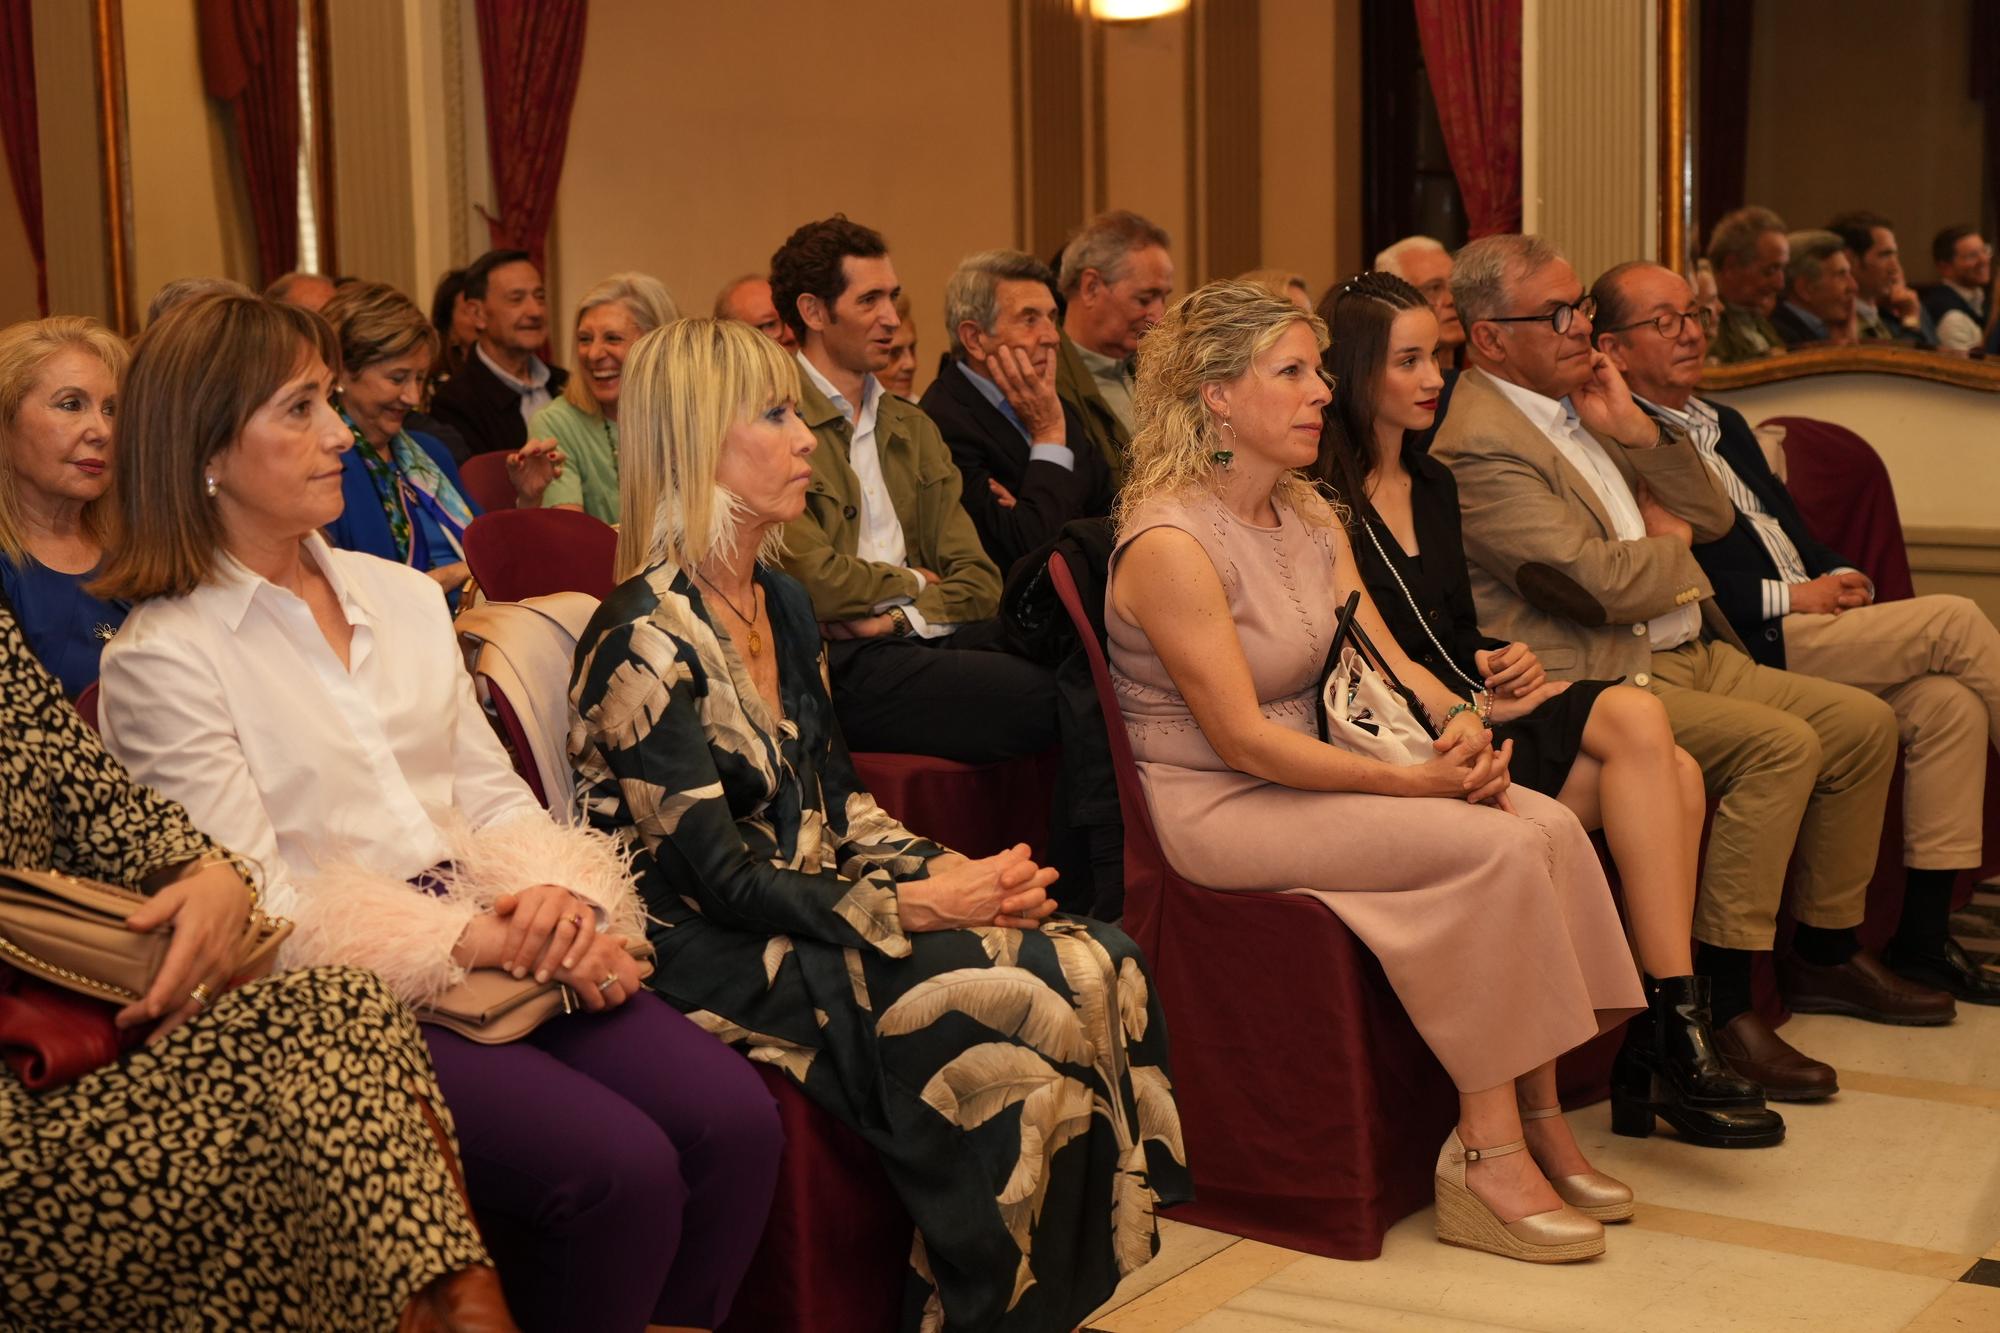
[0, 316, 130, 691]
[571, 316, 1191, 1332]
[1107, 280, 1643, 1265]
[537, 271, 679, 521]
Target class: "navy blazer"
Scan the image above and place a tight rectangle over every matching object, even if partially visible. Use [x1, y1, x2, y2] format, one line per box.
[327, 429, 483, 568]
[429, 349, 570, 457]
[918, 359, 1116, 576]
[1641, 399, 1852, 669]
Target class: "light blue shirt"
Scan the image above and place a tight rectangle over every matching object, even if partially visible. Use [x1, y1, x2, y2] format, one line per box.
[955, 360, 1076, 471]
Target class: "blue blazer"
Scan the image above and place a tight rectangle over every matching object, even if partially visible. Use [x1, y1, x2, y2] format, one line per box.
[326, 430, 482, 567]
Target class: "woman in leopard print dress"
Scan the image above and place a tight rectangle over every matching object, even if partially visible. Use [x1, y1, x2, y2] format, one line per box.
[0, 597, 504, 1330]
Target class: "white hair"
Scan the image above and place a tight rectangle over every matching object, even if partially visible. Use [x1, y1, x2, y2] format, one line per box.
[1373, 236, 1449, 278]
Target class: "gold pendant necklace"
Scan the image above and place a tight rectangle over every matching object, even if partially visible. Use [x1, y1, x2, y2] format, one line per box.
[698, 573, 763, 657]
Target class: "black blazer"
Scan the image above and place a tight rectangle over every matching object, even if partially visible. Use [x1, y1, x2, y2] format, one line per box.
[918, 360, 1116, 576]
[428, 350, 570, 457]
[1639, 398, 1852, 669]
[1770, 301, 1828, 348]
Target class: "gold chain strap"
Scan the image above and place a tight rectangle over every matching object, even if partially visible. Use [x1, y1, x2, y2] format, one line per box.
[0, 931, 143, 1003]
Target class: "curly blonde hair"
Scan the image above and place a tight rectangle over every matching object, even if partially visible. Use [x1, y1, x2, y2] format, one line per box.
[1116, 280, 1335, 532]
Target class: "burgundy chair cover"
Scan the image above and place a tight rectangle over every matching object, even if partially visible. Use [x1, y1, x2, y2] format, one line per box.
[478, 676, 547, 808]
[456, 452, 519, 514]
[461, 508, 618, 603]
[73, 680, 99, 732]
[716, 1068, 912, 1333]
[849, 750, 1058, 860]
[1769, 415, 1998, 897]
[1048, 550, 1459, 1259]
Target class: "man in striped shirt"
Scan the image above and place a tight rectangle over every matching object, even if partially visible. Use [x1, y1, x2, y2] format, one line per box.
[1597, 259, 2000, 1010]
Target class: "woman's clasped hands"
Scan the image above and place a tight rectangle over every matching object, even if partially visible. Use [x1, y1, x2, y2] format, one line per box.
[1406, 708, 1515, 811]
[454, 882, 644, 1012]
[899, 843, 1061, 932]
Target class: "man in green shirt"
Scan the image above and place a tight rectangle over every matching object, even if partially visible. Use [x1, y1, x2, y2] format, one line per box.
[1053, 209, 1175, 484]
[1707, 206, 1790, 364]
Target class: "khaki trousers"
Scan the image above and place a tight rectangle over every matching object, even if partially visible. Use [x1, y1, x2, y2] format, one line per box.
[1648, 638, 1899, 949]
[1784, 594, 2000, 869]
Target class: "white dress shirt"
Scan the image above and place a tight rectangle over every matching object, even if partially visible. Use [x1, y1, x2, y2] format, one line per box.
[796, 352, 953, 639]
[1487, 375, 1701, 651]
[477, 342, 555, 431]
[1934, 282, 1989, 354]
[100, 536, 626, 1001]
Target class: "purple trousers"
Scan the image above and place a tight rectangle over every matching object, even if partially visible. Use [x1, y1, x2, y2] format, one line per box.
[423, 991, 781, 1332]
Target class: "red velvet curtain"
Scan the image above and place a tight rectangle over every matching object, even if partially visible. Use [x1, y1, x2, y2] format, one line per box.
[1412, 0, 1522, 238]
[1696, 0, 1754, 244]
[0, 0, 45, 315]
[198, 0, 300, 286]
[474, 0, 587, 273]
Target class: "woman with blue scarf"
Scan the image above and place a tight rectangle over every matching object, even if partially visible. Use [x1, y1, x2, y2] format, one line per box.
[324, 282, 559, 603]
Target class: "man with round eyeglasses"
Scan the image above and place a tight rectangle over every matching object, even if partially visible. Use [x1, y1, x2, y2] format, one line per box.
[1599, 258, 2000, 1017]
[1431, 235, 1919, 1108]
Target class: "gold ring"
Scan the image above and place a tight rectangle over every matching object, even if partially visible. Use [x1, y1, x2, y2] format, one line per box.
[188, 982, 215, 1008]
[596, 974, 619, 993]
[566, 913, 584, 930]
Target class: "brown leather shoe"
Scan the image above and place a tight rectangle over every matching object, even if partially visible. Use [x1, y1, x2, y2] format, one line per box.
[1712, 1012, 1838, 1102]
[1781, 948, 1956, 1027]
[397, 1266, 519, 1333]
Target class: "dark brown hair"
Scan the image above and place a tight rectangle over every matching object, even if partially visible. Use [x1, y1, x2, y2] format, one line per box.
[768, 214, 888, 343]
[1308, 271, 1430, 527]
[93, 293, 339, 601]
[322, 280, 440, 376]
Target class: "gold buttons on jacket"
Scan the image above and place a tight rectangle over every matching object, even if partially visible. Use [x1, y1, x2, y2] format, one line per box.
[1634, 672, 1652, 688]
[1631, 623, 1647, 636]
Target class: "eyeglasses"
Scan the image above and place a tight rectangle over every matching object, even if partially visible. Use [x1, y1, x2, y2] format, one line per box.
[1600, 307, 1717, 340]
[1483, 295, 1597, 336]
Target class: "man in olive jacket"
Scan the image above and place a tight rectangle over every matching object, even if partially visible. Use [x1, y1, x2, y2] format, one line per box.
[772, 215, 1056, 768]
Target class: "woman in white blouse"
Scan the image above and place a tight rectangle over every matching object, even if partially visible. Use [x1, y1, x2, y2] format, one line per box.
[95, 291, 781, 1333]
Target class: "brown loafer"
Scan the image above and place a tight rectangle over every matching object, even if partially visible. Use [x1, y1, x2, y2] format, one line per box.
[1781, 948, 1956, 1027]
[1712, 1012, 1838, 1102]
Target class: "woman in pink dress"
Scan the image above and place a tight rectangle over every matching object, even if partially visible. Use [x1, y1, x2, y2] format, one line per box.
[1105, 280, 1643, 1265]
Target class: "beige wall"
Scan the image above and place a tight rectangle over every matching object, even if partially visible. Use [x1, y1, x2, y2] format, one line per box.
[1258, 0, 1363, 294]
[553, 0, 1019, 397]
[1743, 0, 1985, 264]
[0, 130, 38, 328]
[123, 0, 254, 309]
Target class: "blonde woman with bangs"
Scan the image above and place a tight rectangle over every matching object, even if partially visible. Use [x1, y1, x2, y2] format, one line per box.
[1106, 281, 1642, 1265]
[570, 317, 1191, 1333]
[0, 316, 129, 693]
[535, 271, 679, 521]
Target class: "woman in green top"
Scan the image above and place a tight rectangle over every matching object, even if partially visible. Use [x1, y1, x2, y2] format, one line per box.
[535, 272, 679, 522]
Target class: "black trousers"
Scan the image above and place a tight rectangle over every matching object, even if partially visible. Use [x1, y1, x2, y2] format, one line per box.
[826, 619, 1058, 763]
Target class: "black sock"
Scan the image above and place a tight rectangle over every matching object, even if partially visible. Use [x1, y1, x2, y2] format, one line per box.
[1697, 945, 1754, 1023]
[1896, 868, 1960, 954]
[1791, 924, 1861, 966]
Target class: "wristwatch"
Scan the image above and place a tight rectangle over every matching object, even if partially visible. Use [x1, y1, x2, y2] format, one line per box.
[885, 606, 915, 637]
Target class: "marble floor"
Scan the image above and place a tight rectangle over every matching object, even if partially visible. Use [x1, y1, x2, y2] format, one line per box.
[1087, 890, 2000, 1333]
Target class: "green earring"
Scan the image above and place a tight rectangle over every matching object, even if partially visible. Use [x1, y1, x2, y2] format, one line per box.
[1212, 417, 1236, 468]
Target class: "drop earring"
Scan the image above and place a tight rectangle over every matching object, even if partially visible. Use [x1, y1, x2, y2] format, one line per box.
[1211, 418, 1236, 469]
[204, 475, 219, 498]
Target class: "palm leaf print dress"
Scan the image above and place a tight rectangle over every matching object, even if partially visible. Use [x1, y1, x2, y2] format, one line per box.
[569, 563, 1191, 1333]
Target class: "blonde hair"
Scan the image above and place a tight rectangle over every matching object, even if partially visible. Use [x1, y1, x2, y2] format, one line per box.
[1116, 280, 1334, 533]
[562, 272, 681, 416]
[321, 280, 439, 377]
[616, 317, 800, 582]
[0, 316, 130, 560]
[94, 293, 339, 601]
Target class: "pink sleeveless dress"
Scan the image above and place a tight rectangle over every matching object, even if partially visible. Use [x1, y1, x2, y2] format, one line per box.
[1106, 487, 1641, 1091]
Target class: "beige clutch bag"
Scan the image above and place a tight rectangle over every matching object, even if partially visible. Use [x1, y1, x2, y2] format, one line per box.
[420, 941, 656, 1045]
[0, 865, 293, 1005]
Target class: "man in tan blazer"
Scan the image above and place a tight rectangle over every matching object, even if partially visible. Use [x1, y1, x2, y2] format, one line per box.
[1431, 235, 1938, 1106]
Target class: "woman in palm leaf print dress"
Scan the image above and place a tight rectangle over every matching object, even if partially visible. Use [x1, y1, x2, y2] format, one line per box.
[568, 318, 1190, 1333]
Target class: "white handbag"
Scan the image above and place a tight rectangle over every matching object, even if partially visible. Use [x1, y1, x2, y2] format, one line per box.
[1315, 590, 1438, 765]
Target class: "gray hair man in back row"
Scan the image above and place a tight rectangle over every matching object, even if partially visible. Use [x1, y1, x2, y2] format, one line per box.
[1053, 209, 1174, 480]
[917, 249, 1116, 571]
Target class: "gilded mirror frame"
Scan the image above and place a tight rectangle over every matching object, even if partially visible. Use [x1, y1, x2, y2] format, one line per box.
[1658, 0, 2000, 393]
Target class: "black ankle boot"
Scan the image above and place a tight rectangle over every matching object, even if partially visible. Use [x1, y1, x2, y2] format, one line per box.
[1611, 975, 1786, 1148]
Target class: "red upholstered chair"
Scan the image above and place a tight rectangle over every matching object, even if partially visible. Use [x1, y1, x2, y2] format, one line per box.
[456, 452, 518, 514]
[1047, 550, 1457, 1260]
[848, 749, 1058, 859]
[462, 508, 618, 602]
[73, 681, 99, 733]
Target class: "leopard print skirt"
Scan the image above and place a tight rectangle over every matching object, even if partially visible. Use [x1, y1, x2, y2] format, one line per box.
[0, 966, 488, 1331]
